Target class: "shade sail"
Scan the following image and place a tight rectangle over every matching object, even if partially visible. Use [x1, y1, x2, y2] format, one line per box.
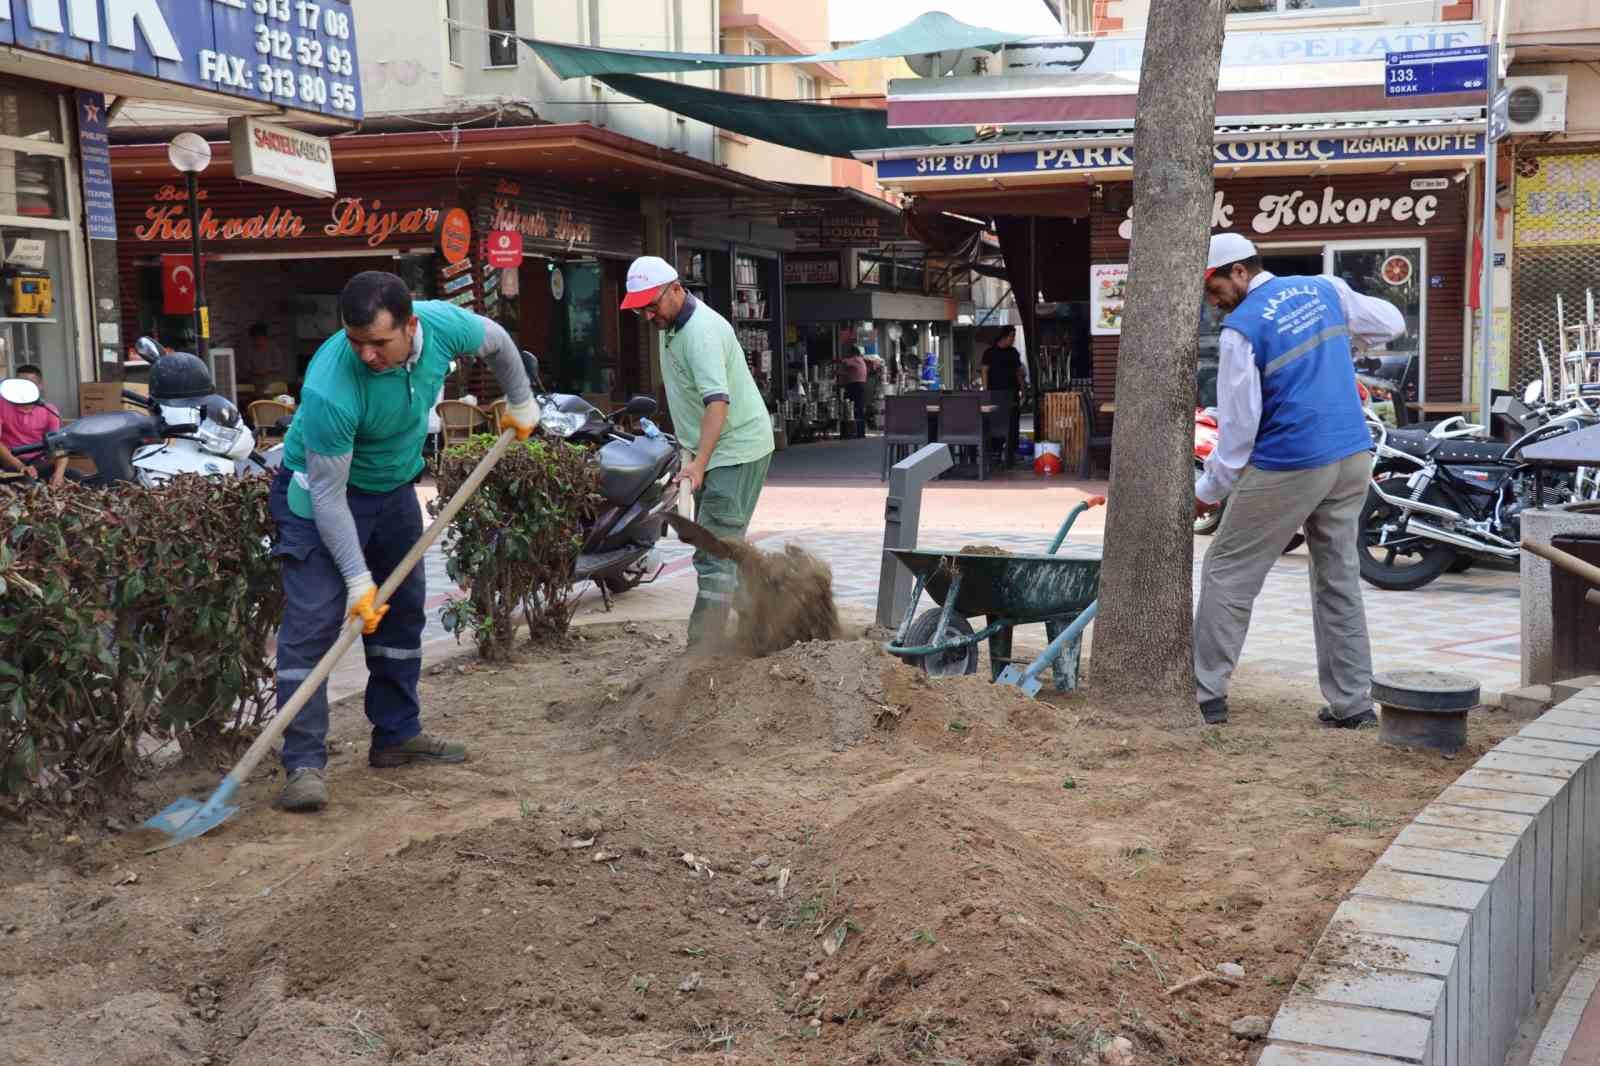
[522, 12, 1037, 80]
[596, 74, 978, 158]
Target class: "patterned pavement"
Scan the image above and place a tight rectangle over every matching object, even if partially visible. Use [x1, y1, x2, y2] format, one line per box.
[409, 524, 1522, 700]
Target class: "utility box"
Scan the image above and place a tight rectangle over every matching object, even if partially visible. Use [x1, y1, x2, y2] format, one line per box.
[1522, 502, 1600, 686]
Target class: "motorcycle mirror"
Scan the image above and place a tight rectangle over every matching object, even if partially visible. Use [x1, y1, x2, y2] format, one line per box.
[622, 394, 658, 419]
[134, 336, 164, 362]
[520, 350, 544, 392]
[1525, 378, 1544, 405]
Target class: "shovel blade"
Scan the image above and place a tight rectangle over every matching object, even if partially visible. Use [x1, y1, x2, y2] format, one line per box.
[995, 664, 1044, 699]
[140, 795, 239, 852]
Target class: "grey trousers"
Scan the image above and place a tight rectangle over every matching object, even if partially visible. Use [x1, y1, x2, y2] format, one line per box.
[1194, 451, 1374, 720]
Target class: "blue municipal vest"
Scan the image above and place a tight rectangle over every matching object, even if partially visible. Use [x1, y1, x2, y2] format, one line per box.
[1222, 275, 1373, 471]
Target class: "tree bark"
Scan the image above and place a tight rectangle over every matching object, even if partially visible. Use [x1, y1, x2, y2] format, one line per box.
[1091, 0, 1229, 710]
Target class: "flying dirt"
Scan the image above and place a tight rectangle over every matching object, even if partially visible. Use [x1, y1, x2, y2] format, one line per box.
[664, 513, 841, 656]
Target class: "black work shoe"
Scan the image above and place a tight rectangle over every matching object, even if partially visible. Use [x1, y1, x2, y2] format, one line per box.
[277, 768, 328, 812]
[1199, 698, 1229, 725]
[1317, 706, 1336, 724]
[369, 733, 468, 768]
[1322, 708, 1378, 730]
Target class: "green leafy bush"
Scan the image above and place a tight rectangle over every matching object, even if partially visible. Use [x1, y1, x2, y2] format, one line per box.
[432, 435, 601, 660]
[0, 476, 281, 814]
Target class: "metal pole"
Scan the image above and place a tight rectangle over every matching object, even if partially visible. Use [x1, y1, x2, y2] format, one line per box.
[186, 170, 209, 364]
[1477, 41, 1499, 426]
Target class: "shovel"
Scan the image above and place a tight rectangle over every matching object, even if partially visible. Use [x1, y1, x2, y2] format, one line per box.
[141, 428, 520, 852]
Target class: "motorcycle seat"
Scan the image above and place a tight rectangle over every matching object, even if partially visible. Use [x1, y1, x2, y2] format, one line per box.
[1383, 428, 1441, 459]
[49, 412, 160, 453]
[597, 435, 675, 504]
[1432, 440, 1509, 464]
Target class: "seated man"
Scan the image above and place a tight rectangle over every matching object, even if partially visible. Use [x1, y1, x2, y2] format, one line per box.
[0, 364, 69, 486]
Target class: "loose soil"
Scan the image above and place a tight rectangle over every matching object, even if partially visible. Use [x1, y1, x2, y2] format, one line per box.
[1, 621, 1522, 1065]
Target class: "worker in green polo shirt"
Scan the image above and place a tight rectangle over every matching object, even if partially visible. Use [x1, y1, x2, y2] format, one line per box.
[621, 256, 774, 648]
[271, 271, 539, 813]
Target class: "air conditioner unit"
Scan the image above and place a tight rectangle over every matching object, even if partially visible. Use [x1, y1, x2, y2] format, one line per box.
[1504, 75, 1567, 134]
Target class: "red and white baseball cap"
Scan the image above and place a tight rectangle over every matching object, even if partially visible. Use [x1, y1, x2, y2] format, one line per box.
[621, 255, 679, 310]
[1205, 233, 1258, 280]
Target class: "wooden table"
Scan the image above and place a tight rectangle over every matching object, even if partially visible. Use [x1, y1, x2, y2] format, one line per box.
[1100, 402, 1116, 414]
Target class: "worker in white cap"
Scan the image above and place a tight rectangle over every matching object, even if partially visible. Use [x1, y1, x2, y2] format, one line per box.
[622, 255, 774, 648]
[1193, 232, 1404, 729]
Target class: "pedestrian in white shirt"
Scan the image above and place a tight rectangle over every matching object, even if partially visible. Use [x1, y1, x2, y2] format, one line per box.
[1193, 233, 1405, 728]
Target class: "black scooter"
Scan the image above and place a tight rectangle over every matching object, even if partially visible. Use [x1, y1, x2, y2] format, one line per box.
[518, 353, 682, 597]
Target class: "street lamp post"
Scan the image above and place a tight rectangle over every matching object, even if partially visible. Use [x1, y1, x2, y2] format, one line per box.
[167, 132, 212, 364]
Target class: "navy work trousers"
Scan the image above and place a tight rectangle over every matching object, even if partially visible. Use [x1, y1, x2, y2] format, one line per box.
[269, 468, 426, 771]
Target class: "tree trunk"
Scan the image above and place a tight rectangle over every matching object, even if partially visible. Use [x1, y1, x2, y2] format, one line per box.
[1091, 0, 1229, 710]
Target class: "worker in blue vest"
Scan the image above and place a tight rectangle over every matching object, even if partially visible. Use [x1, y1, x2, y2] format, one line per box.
[1193, 233, 1405, 729]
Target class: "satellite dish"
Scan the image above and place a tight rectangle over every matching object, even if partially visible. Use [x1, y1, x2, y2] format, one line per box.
[906, 47, 996, 78]
[906, 50, 962, 78]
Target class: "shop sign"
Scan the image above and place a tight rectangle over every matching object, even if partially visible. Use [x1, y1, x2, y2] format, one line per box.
[439, 208, 472, 265]
[1513, 153, 1600, 249]
[820, 213, 879, 247]
[227, 116, 335, 199]
[1006, 22, 1483, 76]
[880, 131, 1483, 181]
[783, 254, 840, 286]
[487, 182, 597, 252]
[486, 230, 523, 269]
[1116, 186, 1447, 241]
[76, 90, 117, 240]
[133, 187, 443, 246]
[0, 0, 363, 120]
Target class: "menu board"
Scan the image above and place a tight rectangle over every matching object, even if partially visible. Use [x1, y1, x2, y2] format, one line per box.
[1090, 263, 1128, 336]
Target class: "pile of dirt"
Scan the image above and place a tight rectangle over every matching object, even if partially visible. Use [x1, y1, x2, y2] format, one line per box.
[0, 621, 1524, 1066]
[549, 638, 900, 762]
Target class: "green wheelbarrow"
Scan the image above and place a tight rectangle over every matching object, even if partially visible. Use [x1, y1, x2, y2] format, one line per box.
[884, 497, 1104, 695]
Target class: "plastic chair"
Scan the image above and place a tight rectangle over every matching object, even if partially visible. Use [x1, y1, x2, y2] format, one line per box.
[247, 400, 293, 442]
[881, 394, 930, 480]
[435, 400, 487, 448]
[1079, 392, 1112, 479]
[936, 394, 988, 480]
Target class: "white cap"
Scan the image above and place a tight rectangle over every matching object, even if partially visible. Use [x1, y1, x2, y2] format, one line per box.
[0, 378, 39, 405]
[1206, 233, 1258, 279]
[621, 255, 679, 310]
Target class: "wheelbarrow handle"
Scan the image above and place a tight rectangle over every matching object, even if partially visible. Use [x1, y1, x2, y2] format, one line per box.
[1048, 495, 1107, 555]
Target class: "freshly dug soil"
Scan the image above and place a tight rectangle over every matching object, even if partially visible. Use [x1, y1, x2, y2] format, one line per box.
[0, 622, 1518, 1065]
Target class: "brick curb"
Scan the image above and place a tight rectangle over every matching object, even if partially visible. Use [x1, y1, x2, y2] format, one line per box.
[1259, 688, 1600, 1066]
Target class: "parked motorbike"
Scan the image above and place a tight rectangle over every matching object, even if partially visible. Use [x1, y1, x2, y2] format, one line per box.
[1357, 380, 1599, 591]
[520, 352, 682, 597]
[9, 339, 264, 488]
[1192, 406, 1306, 554]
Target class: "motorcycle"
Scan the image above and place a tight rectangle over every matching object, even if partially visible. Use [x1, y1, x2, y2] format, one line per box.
[520, 352, 682, 597]
[1357, 380, 1600, 591]
[1192, 406, 1306, 554]
[9, 339, 264, 488]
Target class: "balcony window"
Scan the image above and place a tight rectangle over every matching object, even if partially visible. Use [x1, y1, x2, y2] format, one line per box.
[487, 0, 518, 67]
[446, 0, 462, 64]
[796, 73, 817, 101]
[748, 41, 768, 97]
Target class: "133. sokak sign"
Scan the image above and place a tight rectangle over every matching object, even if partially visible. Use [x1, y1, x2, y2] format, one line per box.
[134, 187, 443, 247]
[1116, 187, 1444, 240]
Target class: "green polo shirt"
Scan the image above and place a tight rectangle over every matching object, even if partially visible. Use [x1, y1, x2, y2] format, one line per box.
[283, 300, 486, 493]
[663, 297, 773, 469]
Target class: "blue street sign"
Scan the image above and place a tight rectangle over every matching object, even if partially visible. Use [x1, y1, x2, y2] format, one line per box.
[76, 91, 117, 241]
[0, 1, 362, 121]
[1386, 46, 1489, 98]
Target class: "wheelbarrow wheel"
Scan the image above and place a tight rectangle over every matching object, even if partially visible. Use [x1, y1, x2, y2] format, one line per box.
[903, 609, 980, 678]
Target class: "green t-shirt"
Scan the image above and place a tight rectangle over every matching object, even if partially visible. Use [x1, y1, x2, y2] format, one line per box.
[663, 300, 774, 470]
[283, 301, 487, 493]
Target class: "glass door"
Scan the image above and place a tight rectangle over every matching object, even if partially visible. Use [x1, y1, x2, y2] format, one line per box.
[1325, 241, 1425, 397]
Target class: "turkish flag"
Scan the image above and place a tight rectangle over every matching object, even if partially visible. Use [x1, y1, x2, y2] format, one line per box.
[162, 254, 196, 315]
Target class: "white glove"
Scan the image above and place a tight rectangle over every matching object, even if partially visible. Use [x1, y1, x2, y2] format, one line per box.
[503, 397, 540, 440]
[345, 570, 387, 635]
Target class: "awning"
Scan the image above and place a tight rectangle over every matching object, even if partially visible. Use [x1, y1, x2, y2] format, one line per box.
[522, 12, 1038, 80]
[596, 75, 977, 158]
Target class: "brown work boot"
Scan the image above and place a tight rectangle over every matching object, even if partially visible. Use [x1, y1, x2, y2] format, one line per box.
[369, 733, 468, 768]
[277, 768, 328, 812]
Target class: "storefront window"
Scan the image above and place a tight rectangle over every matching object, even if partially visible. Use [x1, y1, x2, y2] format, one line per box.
[1232, 0, 1359, 12]
[0, 152, 68, 220]
[0, 83, 63, 143]
[0, 228, 75, 397]
[1328, 244, 1423, 365]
